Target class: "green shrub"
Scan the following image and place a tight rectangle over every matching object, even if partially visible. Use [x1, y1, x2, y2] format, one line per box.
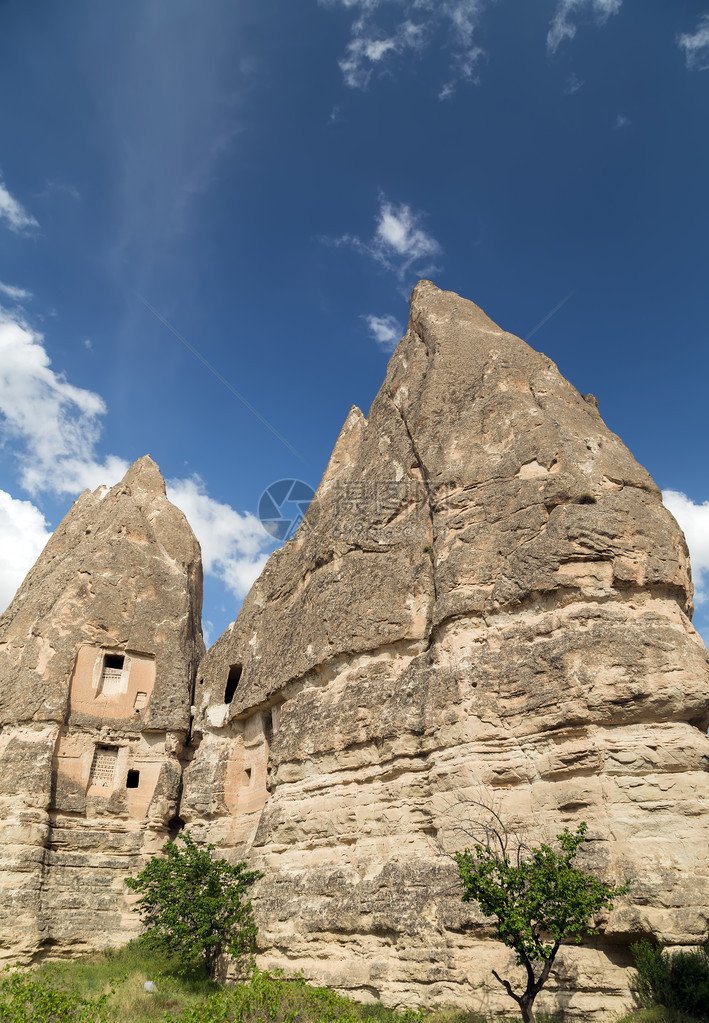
[0, 970, 111, 1023]
[631, 940, 709, 1021]
[125, 832, 263, 979]
[171, 969, 362, 1023]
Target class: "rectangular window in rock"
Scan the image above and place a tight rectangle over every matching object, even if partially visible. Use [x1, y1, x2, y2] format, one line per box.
[100, 653, 126, 696]
[89, 746, 118, 788]
[126, 769, 140, 789]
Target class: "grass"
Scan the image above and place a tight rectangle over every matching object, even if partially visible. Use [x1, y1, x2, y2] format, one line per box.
[22, 943, 216, 1021]
[616, 1011, 702, 1023]
[0, 945, 704, 1023]
[0, 945, 482, 1023]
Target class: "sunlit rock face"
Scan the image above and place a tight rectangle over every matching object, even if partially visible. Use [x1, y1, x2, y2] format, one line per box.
[0, 456, 204, 963]
[183, 281, 709, 1019]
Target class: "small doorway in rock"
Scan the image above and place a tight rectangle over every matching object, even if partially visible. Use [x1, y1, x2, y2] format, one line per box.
[224, 663, 242, 704]
[126, 769, 140, 789]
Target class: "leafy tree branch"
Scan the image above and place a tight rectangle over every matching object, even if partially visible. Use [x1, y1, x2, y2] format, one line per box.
[454, 818, 629, 1023]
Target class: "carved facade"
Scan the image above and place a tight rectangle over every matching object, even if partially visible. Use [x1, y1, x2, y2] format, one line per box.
[0, 456, 203, 961]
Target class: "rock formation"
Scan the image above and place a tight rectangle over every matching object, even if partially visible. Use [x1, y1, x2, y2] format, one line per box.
[1, 283, 707, 1018]
[0, 456, 204, 963]
[182, 282, 709, 1018]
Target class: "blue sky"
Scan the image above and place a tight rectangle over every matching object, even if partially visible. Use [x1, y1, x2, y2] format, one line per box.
[1, 0, 708, 645]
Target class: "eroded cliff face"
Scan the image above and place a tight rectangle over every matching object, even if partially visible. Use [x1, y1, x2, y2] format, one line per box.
[182, 282, 709, 1019]
[0, 456, 204, 962]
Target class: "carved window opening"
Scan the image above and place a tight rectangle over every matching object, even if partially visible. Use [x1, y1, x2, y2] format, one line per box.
[100, 652, 126, 695]
[89, 746, 118, 788]
[264, 709, 274, 748]
[224, 664, 242, 704]
[244, 767, 252, 784]
[126, 769, 140, 789]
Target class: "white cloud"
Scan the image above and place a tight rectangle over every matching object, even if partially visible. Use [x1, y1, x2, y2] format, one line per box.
[167, 476, 272, 600]
[0, 490, 51, 613]
[339, 18, 425, 88]
[663, 490, 709, 604]
[332, 196, 441, 283]
[547, 0, 622, 54]
[365, 313, 403, 351]
[678, 13, 709, 72]
[0, 302, 275, 613]
[0, 281, 32, 302]
[0, 305, 128, 495]
[0, 177, 39, 233]
[614, 113, 630, 130]
[323, 0, 486, 96]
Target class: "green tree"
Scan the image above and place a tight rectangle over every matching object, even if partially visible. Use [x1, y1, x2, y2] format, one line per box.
[125, 831, 263, 978]
[454, 815, 629, 1023]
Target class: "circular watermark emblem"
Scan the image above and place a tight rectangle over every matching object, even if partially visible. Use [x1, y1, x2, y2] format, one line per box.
[258, 479, 318, 541]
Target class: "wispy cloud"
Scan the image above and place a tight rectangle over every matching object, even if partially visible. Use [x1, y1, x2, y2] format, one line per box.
[330, 196, 441, 283]
[34, 180, 81, 203]
[339, 16, 425, 89]
[364, 313, 403, 351]
[0, 176, 38, 233]
[167, 476, 272, 599]
[0, 490, 51, 612]
[322, 0, 486, 97]
[614, 113, 630, 130]
[0, 281, 32, 302]
[678, 13, 709, 71]
[663, 490, 709, 604]
[93, 2, 250, 285]
[547, 0, 622, 54]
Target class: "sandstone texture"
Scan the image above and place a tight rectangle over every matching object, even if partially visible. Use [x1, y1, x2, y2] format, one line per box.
[0, 456, 204, 963]
[183, 282, 709, 1019]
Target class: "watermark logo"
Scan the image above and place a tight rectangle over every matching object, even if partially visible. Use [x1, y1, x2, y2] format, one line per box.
[258, 479, 318, 541]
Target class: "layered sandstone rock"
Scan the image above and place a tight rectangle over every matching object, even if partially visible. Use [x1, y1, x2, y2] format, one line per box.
[183, 282, 709, 1019]
[0, 456, 204, 963]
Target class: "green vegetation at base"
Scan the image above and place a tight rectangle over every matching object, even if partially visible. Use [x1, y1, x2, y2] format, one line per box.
[0, 969, 111, 1022]
[0, 946, 706, 1023]
[616, 1011, 703, 1023]
[0, 947, 483, 1023]
[630, 941, 709, 1022]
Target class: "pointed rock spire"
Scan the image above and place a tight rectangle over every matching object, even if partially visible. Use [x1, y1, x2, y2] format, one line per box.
[184, 282, 709, 1017]
[0, 456, 204, 964]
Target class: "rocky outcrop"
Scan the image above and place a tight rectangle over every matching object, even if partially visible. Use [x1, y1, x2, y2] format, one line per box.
[183, 282, 709, 1019]
[0, 456, 204, 963]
